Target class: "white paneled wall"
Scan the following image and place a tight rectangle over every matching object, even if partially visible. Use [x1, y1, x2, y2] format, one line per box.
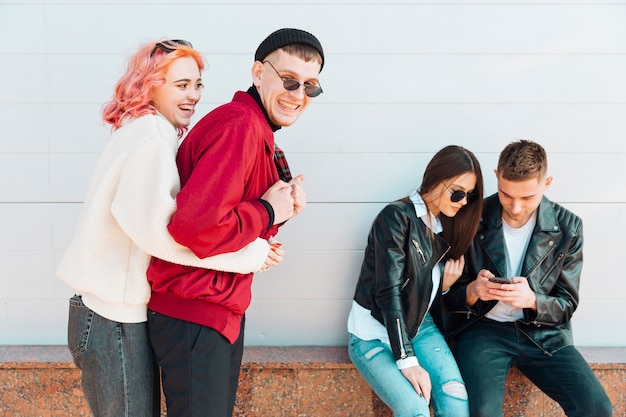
[0, 1, 624, 347]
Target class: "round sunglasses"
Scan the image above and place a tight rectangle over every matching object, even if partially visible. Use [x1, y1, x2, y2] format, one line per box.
[263, 61, 323, 98]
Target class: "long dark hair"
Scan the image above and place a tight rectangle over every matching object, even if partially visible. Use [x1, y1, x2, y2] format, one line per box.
[419, 145, 484, 259]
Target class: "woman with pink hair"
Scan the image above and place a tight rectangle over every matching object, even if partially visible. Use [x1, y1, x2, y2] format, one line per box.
[57, 40, 281, 417]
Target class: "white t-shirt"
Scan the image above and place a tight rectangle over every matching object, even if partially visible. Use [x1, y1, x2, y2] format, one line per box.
[485, 212, 537, 322]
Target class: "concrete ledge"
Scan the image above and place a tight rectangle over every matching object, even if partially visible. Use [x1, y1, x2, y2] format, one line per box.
[1, 345, 624, 416]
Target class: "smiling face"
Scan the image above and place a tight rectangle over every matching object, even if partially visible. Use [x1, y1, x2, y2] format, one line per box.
[252, 49, 322, 127]
[423, 172, 477, 218]
[150, 56, 203, 128]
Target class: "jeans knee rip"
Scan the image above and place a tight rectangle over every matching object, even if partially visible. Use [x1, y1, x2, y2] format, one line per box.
[364, 346, 384, 360]
[442, 381, 468, 400]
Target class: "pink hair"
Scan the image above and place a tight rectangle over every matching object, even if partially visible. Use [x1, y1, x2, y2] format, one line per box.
[102, 41, 205, 137]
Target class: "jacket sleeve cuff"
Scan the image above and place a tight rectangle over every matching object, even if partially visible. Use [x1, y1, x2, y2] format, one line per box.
[258, 198, 274, 228]
[396, 356, 419, 369]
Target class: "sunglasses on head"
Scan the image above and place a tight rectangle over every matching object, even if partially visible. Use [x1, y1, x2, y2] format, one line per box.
[263, 61, 323, 98]
[150, 39, 193, 58]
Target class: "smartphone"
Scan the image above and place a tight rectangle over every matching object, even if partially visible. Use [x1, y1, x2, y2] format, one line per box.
[489, 277, 511, 284]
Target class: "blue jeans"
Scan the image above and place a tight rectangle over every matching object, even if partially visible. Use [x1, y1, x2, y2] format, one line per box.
[67, 295, 160, 417]
[349, 314, 469, 417]
[454, 318, 612, 417]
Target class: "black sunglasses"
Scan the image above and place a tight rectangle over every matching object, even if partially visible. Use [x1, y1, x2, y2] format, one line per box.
[150, 39, 193, 58]
[263, 61, 323, 98]
[443, 182, 474, 203]
[449, 189, 471, 203]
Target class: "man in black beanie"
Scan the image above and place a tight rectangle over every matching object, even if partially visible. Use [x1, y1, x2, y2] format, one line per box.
[147, 28, 324, 417]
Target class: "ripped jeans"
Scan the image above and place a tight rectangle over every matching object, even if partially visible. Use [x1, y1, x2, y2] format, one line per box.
[348, 314, 469, 417]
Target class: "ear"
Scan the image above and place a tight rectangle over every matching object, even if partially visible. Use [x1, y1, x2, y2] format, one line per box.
[251, 61, 264, 87]
[544, 175, 553, 189]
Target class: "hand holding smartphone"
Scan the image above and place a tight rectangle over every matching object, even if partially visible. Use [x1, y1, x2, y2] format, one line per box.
[489, 277, 511, 284]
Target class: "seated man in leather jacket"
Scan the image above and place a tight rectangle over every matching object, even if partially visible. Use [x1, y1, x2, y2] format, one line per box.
[443, 139, 612, 417]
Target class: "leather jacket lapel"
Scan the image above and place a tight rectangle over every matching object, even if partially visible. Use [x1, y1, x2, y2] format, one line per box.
[478, 200, 507, 278]
[521, 197, 559, 284]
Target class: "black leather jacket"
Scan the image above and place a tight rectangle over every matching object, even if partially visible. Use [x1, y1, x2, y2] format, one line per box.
[353, 198, 450, 361]
[444, 194, 583, 355]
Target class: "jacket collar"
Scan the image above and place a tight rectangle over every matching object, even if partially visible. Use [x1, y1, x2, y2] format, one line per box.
[408, 189, 442, 234]
[482, 194, 558, 233]
[397, 197, 450, 262]
[232, 90, 276, 153]
[479, 194, 559, 277]
[246, 86, 281, 132]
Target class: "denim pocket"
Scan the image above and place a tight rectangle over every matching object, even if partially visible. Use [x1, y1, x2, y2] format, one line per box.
[67, 295, 94, 360]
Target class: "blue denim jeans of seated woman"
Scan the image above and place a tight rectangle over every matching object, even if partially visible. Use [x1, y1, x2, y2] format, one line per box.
[348, 313, 469, 417]
[67, 295, 160, 417]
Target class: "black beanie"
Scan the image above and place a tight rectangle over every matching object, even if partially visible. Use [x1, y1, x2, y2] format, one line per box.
[254, 28, 324, 71]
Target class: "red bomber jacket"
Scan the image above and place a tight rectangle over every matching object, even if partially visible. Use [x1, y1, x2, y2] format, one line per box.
[147, 91, 281, 343]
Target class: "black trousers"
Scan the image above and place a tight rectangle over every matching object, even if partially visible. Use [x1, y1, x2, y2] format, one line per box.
[453, 318, 612, 417]
[147, 311, 245, 417]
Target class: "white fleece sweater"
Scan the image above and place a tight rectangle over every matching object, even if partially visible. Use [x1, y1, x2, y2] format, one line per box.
[57, 114, 269, 323]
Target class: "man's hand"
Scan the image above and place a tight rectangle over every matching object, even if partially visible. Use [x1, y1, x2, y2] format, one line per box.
[261, 180, 294, 224]
[289, 174, 306, 217]
[488, 276, 537, 310]
[466, 269, 496, 306]
[467, 270, 537, 310]
[400, 365, 431, 404]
